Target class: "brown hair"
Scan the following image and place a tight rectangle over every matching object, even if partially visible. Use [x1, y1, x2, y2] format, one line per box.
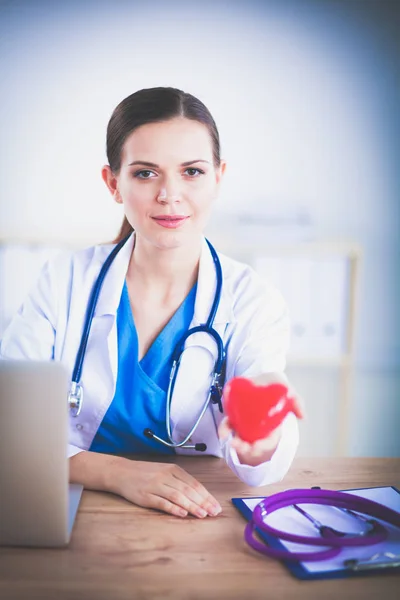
[106, 87, 221, 243]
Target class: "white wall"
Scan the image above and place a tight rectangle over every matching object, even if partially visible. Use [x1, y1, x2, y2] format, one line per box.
[0, 0, 399, 371]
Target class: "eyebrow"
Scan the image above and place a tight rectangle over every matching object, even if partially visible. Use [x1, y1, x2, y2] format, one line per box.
[128, 159, 211, 167]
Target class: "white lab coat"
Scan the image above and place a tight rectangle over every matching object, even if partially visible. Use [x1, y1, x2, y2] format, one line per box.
[0, 234, 299, 487]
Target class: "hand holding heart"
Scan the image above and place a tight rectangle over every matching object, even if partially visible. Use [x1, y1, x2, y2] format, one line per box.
[218, 373, 304, 467]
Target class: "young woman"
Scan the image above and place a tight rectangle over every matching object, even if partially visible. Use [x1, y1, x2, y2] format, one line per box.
[1, 87, 303, 520]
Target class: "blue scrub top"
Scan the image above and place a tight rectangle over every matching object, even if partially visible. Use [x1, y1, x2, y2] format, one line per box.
[90, 280, 197, 454]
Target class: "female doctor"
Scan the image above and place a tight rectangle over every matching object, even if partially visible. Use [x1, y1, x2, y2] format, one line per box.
[0, 87, 303, 520]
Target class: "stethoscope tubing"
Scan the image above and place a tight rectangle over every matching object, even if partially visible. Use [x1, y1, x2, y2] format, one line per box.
[69, 233, 226, 451]
[153, 239, 225, 449]
[252, 488, 398, 546]
[245, 488, 400, 561]
[71, 234, 131, 386]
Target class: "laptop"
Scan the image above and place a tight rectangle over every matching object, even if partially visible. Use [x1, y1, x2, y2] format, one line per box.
[0, 360, 83, 547]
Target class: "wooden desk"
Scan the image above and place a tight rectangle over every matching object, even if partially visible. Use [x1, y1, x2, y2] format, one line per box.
[1, 457, 399, 600]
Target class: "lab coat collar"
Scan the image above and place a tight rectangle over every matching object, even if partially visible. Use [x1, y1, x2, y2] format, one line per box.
[93, 232, 234, 325]
[93, 233, 135, 318]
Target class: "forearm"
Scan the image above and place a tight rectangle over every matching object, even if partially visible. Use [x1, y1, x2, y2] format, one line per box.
[69, 450, 131, 495]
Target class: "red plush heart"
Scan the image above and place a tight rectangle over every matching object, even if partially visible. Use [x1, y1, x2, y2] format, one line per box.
[223, 377, 294, 443]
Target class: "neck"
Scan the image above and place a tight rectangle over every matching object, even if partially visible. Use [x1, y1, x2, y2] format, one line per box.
[127, 234, 202, 299]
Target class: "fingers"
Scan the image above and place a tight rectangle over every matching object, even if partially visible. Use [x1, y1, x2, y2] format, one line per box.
[245, 372, 306, 420]
[170, 465, 222, 517]
[288, 392, 305, 419]
[158, 483, 214, 519]
[230, 425, 282, 457]
[138, 464, 222, 519]
[145, 494, 189, 518]
[230, 437, 252, 456]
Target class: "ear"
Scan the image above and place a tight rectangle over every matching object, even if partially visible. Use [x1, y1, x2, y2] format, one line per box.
[102, 165, 122, 204]
[215, 160, 227, 187]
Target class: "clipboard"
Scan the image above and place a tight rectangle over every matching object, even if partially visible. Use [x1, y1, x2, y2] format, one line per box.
[232, 486, 400, 580]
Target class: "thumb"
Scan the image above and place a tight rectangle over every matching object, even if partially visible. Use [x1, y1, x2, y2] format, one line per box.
[218, 416, 233, 441]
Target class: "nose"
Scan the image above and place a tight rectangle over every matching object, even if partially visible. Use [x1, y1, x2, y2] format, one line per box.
[156, 183, 182, 204]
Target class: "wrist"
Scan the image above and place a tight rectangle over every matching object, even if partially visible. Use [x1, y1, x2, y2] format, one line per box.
[103, 454, 132, 495]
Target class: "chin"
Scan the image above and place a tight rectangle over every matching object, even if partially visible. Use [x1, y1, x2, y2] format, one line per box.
[152, 229, 201, 251]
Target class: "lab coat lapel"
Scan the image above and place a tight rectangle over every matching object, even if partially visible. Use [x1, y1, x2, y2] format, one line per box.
[62, 234, 134, 450]
[85, 234, 135, 411]
[94, 233, 135, 318]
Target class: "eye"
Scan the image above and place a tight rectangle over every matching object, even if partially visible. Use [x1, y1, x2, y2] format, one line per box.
[133, 170, 157, 179]
[184, 167, 205, 177]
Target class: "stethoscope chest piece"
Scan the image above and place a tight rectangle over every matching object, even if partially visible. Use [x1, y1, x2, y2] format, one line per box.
[68, 382, 83, 417]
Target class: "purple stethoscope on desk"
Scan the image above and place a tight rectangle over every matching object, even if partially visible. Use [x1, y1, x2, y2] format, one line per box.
[245, 487, 400, 563]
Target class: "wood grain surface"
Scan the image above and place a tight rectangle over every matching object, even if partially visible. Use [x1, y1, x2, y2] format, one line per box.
[1, 456, 399, 600]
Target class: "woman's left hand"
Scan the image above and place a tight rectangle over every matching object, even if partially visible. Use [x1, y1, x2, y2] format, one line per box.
[218, 372, 305, 467]
[218, 417, 284, 466]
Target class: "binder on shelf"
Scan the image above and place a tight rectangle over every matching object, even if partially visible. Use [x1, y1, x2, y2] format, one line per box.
[310, 256, 349, 358]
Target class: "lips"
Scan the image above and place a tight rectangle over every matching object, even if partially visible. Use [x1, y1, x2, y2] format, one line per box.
[152, 215, 189, 229]
[153, 215, 187, 220]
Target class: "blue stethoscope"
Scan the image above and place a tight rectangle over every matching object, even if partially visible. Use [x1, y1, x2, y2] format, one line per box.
[68, 233, 226, 452]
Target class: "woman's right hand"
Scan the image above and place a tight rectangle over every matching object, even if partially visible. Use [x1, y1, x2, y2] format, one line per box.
[113, 459, 222, 519]
[70, 451, 222, 518]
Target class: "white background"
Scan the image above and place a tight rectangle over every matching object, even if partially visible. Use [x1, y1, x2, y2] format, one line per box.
[0, 0, 399, 455]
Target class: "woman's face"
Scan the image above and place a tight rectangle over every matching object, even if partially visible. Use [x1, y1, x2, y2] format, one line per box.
[103, 117, 226, 250]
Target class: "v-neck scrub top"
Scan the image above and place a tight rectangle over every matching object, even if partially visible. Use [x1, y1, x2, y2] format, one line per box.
[90, 281, 197, 454]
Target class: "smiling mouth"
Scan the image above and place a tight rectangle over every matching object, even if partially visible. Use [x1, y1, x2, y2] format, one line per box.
[152, 215, 188, 221]
[151, 215, 190, 228]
